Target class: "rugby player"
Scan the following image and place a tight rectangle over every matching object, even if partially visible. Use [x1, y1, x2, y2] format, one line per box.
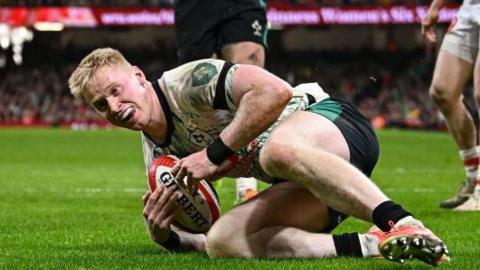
[68, 48, 450, 265]
[422, 0, 480, 210]
[174, 0, 269, 202]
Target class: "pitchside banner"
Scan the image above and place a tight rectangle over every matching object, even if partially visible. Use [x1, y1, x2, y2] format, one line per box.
[0, 5, 459, 27]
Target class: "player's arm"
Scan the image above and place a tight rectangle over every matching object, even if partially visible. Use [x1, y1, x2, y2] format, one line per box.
[172, 62, 293, 188]
[142, 187, 206, 252]
[219, 64, 293, 151]
[422, 0, 448, 43]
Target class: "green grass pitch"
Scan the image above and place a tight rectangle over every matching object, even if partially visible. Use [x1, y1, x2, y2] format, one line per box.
[0, 128, 478, 269]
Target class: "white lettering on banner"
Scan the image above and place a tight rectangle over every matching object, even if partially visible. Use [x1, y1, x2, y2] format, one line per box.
[390, 6, 415, 23]
[100, 10, 174, 25]
[267, 8, 320, 25]
[270, 6, 458, 25]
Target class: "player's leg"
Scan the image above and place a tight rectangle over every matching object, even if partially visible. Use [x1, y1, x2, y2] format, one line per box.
[455, 42, 480, 211]
[174, 1, 218, 64]
[217, 8, 268, 68]
[206, 181, 380, 258]
[257, 101, 449, 265]
[260, 110, 387, 221]
[221, 41, 266, 67]
[429, 18, 478, 208]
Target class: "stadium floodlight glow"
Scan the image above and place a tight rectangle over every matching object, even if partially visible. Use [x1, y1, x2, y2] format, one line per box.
[33, 22, 64, 32]
[0, 26, 34, 67]
[0, 24, 10, 49]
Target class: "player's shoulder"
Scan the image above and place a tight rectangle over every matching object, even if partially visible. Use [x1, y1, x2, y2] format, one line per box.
[163, 59, 228, 86]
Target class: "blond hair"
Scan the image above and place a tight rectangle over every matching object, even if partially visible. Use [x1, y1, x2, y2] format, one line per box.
[68, 47, 130, 100]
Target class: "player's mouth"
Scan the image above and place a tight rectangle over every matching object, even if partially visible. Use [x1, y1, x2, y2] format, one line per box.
[120, 106, 135, 123]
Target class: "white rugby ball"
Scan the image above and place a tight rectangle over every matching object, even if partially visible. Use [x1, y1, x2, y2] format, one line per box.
[147, 155, 220, 233]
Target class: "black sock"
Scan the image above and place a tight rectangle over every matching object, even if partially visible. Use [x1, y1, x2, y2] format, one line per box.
[332, 233, 363, 257]
[372, 201, 412, 231]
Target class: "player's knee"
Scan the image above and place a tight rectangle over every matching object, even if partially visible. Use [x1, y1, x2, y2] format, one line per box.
[222, 42, 265, 67]
[206, 220, 248, 258]
[205, 225, 228, 258]
[429, 83, 456, 108]
[259, 137, 298, 178]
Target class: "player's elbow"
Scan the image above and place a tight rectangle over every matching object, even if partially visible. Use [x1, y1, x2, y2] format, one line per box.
[273, 83, 293, 107]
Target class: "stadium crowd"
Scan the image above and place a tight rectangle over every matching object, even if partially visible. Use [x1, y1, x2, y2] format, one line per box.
[0, 45, 447, 130]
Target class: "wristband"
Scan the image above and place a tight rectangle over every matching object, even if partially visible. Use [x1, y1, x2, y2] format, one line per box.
[158, 231, 180, 250]
[206, 137, 235, 165]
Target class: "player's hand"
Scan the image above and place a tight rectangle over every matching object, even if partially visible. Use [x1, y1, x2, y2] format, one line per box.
[421, 9, 440, 43]
[142, 186, 181, 243]
[171, 149, 216, 193]
[171, 149, 236, 193]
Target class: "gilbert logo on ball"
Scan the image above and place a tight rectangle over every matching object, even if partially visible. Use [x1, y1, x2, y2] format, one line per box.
[148, 155, 220, 233]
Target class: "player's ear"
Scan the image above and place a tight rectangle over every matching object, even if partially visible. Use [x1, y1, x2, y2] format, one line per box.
[132, 65, 147, 85]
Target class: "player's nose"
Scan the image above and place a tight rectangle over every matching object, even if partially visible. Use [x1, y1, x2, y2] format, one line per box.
[106, 96, 121, 114]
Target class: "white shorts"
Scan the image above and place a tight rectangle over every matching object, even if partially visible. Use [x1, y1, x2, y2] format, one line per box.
[440, 4, 480, 63]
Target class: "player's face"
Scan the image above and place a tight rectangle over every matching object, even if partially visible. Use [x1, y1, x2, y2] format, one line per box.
[84, 64, 152, 131]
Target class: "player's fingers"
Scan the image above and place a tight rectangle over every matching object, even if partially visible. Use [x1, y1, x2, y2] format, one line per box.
[143, 185, 164, 218]
[188, 179, 199, 194]
[154, 190, 181, 227]
[159, 203, 182, 229]
[176, 167, 187, 189]
[150, 186, 176, 217]
[170, 159, 182, 177]
[186, 171, 196, 194]
[142, 190, 151, 206]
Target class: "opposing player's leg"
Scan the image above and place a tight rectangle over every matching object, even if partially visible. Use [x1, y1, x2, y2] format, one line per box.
[218, 8, 268, 68]
[174, 0, 219, 64]
[206, 181, 380, 258]
[455, 48, 480, 211]
[221, 41, 266, 67]
[430, 27, 478, 208]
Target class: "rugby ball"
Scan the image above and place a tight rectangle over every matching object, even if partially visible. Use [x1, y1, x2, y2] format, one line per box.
[147, 155, 220, 233]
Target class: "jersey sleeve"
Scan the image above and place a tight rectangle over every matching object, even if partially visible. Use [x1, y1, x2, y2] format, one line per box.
[160, 59, 239, 113]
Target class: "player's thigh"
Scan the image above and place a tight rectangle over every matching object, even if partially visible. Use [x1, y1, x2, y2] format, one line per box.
[432, 50, 473, 97]
[264, 111, 350, 162]
[432, 21, 476, 98]
[262, 100, 379, 177]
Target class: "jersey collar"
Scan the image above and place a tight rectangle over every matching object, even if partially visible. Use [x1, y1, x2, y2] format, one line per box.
[142, 80, 174, 147]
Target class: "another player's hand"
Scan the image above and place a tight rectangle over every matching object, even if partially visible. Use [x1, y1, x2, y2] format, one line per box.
[421, 9, 440, 43]
[142, 186, 181, 244]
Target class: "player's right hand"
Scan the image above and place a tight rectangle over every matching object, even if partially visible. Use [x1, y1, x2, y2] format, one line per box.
[421, 9, 440, 43]
[142, 186, 181, 244]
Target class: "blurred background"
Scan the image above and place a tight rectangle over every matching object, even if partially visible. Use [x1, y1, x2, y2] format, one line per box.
[0, 0, 468, 131]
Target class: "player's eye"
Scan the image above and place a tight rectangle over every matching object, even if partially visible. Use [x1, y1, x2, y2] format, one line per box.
[111, 86, 120, 97]
[93, 98, 108, 112]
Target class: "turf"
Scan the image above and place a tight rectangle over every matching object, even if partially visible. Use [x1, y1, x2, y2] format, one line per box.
[0, 128, 478, 269]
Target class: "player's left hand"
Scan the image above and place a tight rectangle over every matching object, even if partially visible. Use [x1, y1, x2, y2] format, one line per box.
[421, 9, 440, 43]
[171, 149, 217, 193]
